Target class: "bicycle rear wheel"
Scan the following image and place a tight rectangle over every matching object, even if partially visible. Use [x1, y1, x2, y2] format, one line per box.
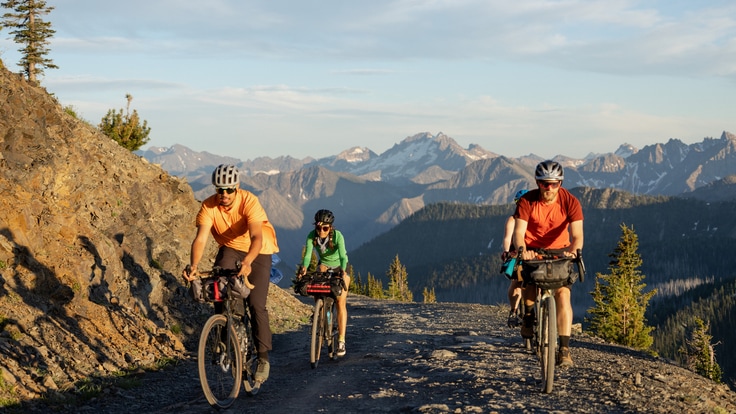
[198, 314, 242, 408]
[310, 298, 325, 368]
[240, 312, 261, 395]
[540, 295, 557, 393]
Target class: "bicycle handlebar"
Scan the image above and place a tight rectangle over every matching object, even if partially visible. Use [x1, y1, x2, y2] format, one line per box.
[184, 261, 255, 289]
[575, 249, 585, 282]
[517, 246, 586, 283]
[298, 269, 343, 281]
[185, 265, 239, 277]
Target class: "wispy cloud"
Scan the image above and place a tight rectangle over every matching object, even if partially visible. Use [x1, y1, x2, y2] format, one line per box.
[3, 0, 731, 159]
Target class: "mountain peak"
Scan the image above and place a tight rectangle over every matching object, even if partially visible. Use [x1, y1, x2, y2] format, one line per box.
[614, 143, 639, 158]
[335, 146, 376, 163]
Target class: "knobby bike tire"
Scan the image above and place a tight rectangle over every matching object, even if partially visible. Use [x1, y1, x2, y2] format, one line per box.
[198, 314, 242, 408]
[310, 298, 325, 368]
[241, 310, 260, 395]
[540, 295, 557, 394]
[533, 293, 542, 355]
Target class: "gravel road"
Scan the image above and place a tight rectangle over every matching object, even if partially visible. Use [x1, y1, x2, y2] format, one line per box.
[31, 294, 736, 414]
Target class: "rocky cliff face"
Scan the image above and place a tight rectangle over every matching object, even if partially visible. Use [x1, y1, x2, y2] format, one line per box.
[0, 65, 203, 399]
[0, 66, 310, 404]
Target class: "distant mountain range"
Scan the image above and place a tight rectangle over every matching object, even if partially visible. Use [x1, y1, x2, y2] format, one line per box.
[138, 130, 736, 271]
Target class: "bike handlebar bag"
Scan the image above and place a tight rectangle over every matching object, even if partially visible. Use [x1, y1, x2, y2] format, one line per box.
[521, 258, 575, 289]
[190, 276, 228, 303]
[227, 275, 250, 300]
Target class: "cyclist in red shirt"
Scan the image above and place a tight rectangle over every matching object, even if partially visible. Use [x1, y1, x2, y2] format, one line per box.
[513, 160, 584, 368]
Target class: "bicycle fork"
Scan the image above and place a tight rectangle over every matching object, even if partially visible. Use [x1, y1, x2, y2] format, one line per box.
[535, 290, 555, 355]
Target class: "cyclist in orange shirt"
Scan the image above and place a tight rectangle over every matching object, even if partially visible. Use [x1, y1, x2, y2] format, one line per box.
[513, 160, 584, 368]
[183, 164, 279, 383]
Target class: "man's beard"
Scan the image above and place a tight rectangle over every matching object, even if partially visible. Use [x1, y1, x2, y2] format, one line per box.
[541, 190, 556, 203]
[218, 197, 234, 208]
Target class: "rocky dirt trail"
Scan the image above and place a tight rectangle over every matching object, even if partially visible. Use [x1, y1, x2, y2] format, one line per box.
[24, 293, 736, 414]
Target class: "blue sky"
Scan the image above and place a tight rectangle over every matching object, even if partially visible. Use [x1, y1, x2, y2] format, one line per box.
[1, 0, 734, 161]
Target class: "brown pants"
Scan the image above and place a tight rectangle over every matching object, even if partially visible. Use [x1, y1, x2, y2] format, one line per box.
[214, 246, 272, 354]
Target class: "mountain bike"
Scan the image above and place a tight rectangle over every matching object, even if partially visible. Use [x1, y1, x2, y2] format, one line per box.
[298, 270, 343, 369]
[518, 248, 585, 394]
[185, 264, 261, 408]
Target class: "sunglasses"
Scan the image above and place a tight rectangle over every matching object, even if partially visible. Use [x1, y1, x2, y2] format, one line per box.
[317, 225, 331, 232]
[538, 181, 560, 189]
[216, 187, 237, 194]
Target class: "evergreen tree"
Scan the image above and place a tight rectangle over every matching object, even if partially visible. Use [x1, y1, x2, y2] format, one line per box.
[387, 254, 413, 302]
[680, 317, 722, 383]
[99, 94, 151, 151]
[366, 273, 384, 299]
[586, 223, 656, 349]
[1, 0, 57, 83]
[349, 270, 364, 295]
[422, 286, 436, 303]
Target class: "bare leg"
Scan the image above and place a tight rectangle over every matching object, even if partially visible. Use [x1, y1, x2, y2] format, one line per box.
[523, 283, 537, 311]
[508, 280, 522, 312]
[555, 286, 572, 337]
[337, 275, 351, 340]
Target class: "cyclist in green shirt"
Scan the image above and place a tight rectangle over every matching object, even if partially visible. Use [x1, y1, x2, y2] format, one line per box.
[298, 209, 350, 356]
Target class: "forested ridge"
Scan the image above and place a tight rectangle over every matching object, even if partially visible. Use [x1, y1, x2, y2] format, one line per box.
[348, 187, 736, 387]
[649, 278, 736, 386]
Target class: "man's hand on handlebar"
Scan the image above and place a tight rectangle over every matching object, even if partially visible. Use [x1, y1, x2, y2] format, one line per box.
[183, 265, 198, 282]
[237, 262, 256, 290]
[519, 249, 536, 260]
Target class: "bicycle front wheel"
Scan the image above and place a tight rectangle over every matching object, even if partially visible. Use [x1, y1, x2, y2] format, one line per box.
[310, 298, 325, 369]
[540, 295, 557, 394]
[198, 314, 242, 408]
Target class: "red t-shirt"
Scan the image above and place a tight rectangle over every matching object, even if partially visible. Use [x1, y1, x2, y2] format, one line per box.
[513, 188, 583, 250]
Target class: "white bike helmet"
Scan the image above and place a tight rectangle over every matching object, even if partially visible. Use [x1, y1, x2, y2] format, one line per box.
[534, 160, 564, 181]
[212, 164, 240, 187]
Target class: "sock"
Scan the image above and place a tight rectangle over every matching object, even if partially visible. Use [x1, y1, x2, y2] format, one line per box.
[339, 335, 345, 343]
[559, 335, 570, 348]
[258, 352, 269, 362]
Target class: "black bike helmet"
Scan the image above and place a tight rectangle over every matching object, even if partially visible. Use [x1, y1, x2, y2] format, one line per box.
[534, 160, 564, 181]
[212, 164, 240, 187]
[314, 209, 335, 225]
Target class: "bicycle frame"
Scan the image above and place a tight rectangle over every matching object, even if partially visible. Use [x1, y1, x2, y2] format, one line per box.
[187, 265, 260, 409]
[310, 294, 337, 369]
[301, 270, 341, 369]
[518, 247, 585, 394]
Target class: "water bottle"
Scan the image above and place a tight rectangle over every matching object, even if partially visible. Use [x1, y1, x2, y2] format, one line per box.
[269, 255, 283, 284]
[326, 310, 331, 326]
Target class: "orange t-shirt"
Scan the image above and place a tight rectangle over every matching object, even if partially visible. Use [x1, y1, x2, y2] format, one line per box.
[513, 188, 583, 250]
[196, 189, 279, 254]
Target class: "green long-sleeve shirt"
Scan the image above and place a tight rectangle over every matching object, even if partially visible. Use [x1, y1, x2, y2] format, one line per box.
[301, 229, 348, 270]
